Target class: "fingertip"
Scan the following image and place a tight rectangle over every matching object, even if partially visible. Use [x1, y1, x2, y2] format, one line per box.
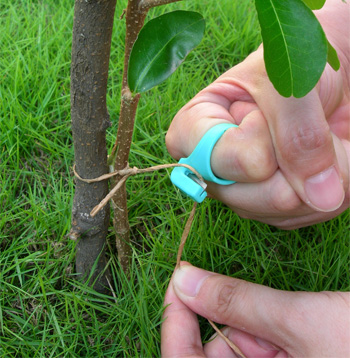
[163, 277, 176, 308]
[164, 262, 193, 306]
[178, 260, 192, 267]
[172, 264, 214, 299]
[161, 270, 205, 357]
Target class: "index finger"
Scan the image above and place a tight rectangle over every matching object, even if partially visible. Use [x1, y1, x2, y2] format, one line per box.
[161, 278, 205, 358]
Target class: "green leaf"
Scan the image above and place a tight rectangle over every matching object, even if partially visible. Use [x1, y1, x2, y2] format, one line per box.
[255, 0, 328, 98]
[303, 0, 340, 71]
[327, 39, 340, 71]
[128, 11, 205, 93]
[302, 0, 326, 10]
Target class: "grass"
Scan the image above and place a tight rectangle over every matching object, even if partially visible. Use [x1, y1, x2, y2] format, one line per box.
[0, 0, 349, 357]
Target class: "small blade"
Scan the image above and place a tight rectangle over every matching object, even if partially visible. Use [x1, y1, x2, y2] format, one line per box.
[187, 173, 207, 191]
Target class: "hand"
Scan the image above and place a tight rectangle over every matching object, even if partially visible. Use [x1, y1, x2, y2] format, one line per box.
[161, 263, 350, 357]
[166, 1, 350, 229]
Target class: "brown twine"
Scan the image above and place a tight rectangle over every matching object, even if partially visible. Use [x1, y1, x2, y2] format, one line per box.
[73, 163, 203, 217]
[73, 163, 246, 357]
[175, 201, 197, 270]
[173, 200, 246, 358]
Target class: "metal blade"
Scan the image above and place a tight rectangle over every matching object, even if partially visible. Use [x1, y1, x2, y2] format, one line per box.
[187, 173, 207, 191]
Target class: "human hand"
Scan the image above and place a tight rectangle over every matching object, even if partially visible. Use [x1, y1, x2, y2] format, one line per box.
[166, 1, 349, 229]
[161, 263, 350, 357]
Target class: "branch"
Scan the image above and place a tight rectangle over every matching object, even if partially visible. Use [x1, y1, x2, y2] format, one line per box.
[139, 0, 183, 11]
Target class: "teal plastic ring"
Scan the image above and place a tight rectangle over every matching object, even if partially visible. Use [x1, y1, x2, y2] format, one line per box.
[180, 123, 237, 184]
[170, 123, 237, 203]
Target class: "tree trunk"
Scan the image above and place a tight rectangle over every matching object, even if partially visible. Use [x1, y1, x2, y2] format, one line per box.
[69, 0, 117, 292]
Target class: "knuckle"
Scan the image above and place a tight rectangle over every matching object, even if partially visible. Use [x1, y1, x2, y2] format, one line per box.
[279, 122, 332, 162]
[214, 280, 249, 321]
[223, 129, 277, 182]
[242, 145, 277, 181]
[165, 111, 185, 160]
[271, 301, 307, 353]
[269, 173, 302, 213]
[165, 130, 178, 159]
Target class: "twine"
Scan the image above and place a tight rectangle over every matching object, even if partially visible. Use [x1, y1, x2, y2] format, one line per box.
[73, 163, 203, 217]
[73, 163, 247, 357]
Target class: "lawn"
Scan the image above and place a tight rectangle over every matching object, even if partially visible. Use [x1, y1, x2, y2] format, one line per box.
[0, 0, 349, 357]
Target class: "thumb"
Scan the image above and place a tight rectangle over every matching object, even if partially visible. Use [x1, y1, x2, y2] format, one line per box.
[172, 264, 291, 349]
[257, 89, 345, 212]
[172, 263, 348, 356]
[217, 48, 346, 212]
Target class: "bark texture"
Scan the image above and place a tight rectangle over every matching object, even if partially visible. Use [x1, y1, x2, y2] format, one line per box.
[110, 0, 181, 272]
[70, 0, 117, 292]
[111, 0, 147, 273]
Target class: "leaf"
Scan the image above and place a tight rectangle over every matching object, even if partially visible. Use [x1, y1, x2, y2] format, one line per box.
[128, 11, 205, 93]
[303, 1, 340, 71]
[327, 39, 340, 71]
[301, 0, 326, 10]
[255, 0, 328, 98]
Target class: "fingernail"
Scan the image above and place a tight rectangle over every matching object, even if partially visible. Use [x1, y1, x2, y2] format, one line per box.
[173, 265, 212, 297]
[305, 166, 344, 212]
[255, 337, 278, 351]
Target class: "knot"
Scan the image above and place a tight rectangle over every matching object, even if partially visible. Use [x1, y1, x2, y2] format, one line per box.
[73, 163, 138, 184]
[127, 165, 139, 176]
[73, 162, 204, 217]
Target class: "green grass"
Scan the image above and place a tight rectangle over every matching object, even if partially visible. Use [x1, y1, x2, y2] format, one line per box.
[0, 0, 349, 357]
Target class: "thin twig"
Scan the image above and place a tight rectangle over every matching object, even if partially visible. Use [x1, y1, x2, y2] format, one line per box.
[73, 163, 202, 183]
[119, 8, 126, 20]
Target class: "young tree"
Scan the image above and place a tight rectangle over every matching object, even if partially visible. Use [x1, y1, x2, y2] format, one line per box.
[69, 0, 201, 288]
[69, 0, 338, 291]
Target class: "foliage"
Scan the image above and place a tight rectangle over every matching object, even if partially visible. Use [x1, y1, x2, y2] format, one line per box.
[302, 0, 326, 9]
[128, 10, 205, 93]
[255, 0, 328, 98]
[129, 0, 339, 98]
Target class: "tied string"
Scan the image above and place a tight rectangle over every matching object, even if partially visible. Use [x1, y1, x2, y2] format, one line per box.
[73, 163, 203, 218]
[73, 163, 247, 358]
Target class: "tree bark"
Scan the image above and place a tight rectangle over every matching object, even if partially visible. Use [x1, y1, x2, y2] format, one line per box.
[110, 0, 147, 273]
[110, 0, 183, 273]
[69, 0, 117, 292]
